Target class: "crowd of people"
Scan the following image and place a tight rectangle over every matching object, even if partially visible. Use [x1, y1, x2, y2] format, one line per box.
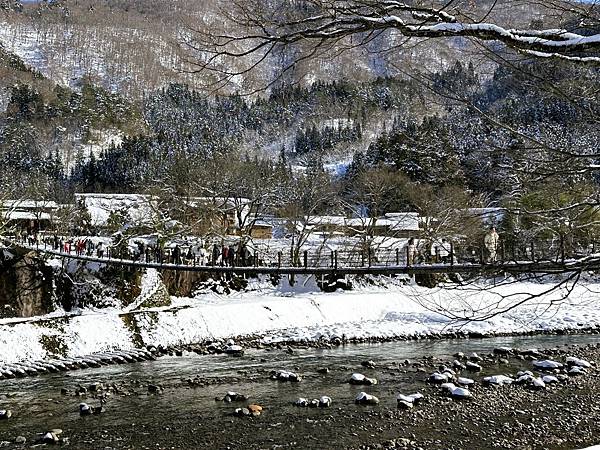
[13, 231, 259, 268]
[13, 226, 503, 268]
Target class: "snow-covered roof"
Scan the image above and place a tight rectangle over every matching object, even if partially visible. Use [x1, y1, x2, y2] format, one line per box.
[2, 211, 52, 221]
[386, 213, 421, 232]
[184, 196, 252, 208]
[0, 200, 59, 210]
[306, 216, 347, 226]
[74, 193, 157, 227]
[253, 219, 273, 228]
[346, 213, 420, 231]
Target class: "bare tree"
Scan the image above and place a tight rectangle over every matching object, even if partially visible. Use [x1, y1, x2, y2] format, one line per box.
[183, 0, 600, 93]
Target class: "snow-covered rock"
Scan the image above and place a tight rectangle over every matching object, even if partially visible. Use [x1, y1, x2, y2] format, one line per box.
[542, 375, 559, 384]
[531, 378, 546, 390]
[441, 382, 457, 392]
[466, 361, 482, 372]
[450, 386, 472, 399]
[79, 403, 92, 416]
[453, 360, 466, 370]
[457, 377, 475, 386]
[568, 366, 586, 376]
[272, 370, 302, 382]
[349, 373, 377, 385]
[428, 372, 451, 384]
[483, 375, 514, 386]
[294, 397, 309, 407]
[397, 399, 414, 410]
[566, 356, 592, 368]
[355, 392, 379, 406]
[533, 360, 563, 370]
[469, 353, 483, 362]
[319, 396, 332, 408]
[224, 344, 244, 356]
[515, 374, 534, 385]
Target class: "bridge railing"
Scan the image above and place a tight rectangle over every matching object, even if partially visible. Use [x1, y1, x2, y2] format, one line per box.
[7, 233, 600, 271]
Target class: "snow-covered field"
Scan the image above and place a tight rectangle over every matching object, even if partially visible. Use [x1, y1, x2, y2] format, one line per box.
[0, 275, 599, 364]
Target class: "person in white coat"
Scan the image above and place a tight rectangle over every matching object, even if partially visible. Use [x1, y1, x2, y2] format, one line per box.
[484, 226, 500, 263]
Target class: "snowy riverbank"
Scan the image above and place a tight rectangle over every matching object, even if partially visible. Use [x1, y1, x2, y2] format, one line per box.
[1, 275, 599, 364]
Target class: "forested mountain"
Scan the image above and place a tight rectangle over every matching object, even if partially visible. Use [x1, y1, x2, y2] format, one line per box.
[0, 0, 598, 224]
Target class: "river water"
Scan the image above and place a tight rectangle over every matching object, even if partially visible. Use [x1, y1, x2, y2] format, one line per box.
[0, 333, 598, 447]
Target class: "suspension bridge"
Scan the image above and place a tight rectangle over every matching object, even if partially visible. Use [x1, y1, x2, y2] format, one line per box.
[3, 237, 598, 277]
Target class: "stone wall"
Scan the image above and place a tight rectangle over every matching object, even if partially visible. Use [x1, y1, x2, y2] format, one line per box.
[0, 250, 54, 318]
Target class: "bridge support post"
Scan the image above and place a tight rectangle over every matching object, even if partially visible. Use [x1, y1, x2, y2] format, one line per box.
[303, 250, 308, 269]
[277, 252, 282, 268]
[395, 249, 399, 266]
[334, 250, 338, 270]
[450, 243, 454, 267]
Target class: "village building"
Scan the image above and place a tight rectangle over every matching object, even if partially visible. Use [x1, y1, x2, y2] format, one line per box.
[0, 200, 59, 233]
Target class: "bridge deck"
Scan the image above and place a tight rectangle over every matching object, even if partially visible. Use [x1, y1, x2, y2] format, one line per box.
[3, 240, 595, 276]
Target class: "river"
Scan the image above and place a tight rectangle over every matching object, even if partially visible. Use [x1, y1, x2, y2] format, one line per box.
[0, 333, 599, 449]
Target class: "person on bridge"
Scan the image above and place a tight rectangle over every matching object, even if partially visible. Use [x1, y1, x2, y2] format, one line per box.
[407, 238, 417, 266]
[222, 245, 229, 267]
[173, 245, 182, 265]
[212, 244, 220, 266]
[199, 245, 208, 266]
[228, 245, 236, 267]
[437, 239, 451, 264]
[484, 226, 500, 263]
[87, 239, 94, 256]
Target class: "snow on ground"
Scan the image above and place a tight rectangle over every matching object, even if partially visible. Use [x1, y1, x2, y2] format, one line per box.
[1, 276, 600, 363]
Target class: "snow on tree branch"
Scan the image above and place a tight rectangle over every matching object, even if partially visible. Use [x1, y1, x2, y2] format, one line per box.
[184, 0, 600, 85]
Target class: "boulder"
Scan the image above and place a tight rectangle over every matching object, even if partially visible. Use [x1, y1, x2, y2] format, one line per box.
[294, 398, 309, 407]
[530, 378, 546, 390]
[568, 366, 586, 376]
[466, 362, 482, 372]
[493, 347, 513, 355]
[428, 372, 450, 384]
[397, 400, 413, 410]
[566, 356, 592, 368]
[222, 392, 247, 403]
[361, 360, 376, 369]
[224, 344, 244, 357]
[542, 375, 559, 384]
[272, 370, 302, 382]
[483, 375, 514, 386]
[450, 387, 472, 399]
[318, 396, 332, 408]
[355, 392, 379, 406]
[79, 403, 92, 416]
[469, 353, 483, 362]
[247, 404, 262, 416]
[532, 360, 563, 370]
[457, 377, 475, 386]
[349, 373, 377, 385]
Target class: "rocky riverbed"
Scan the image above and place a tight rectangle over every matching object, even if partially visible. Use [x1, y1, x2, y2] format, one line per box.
[0, 335, 600, 449]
